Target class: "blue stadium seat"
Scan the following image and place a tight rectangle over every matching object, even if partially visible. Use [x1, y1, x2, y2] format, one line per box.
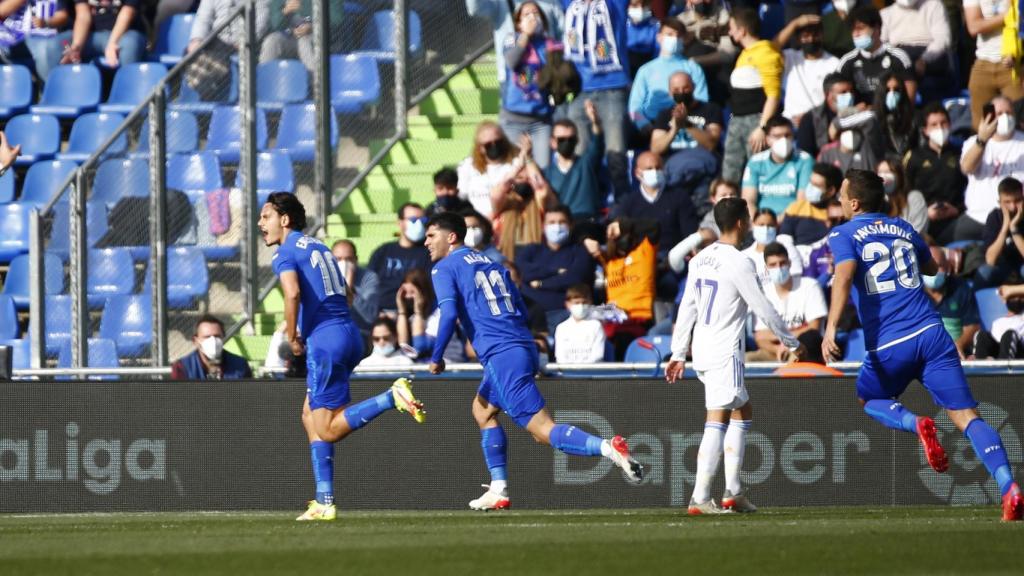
[56, 113, 128, 162]
[257, 59, 309, 110]
[4, 113, 60, 167]
[154, 13, 195, 66]
[44, 294, 71, 357]
[843, 329, 867, 362]
[47, 201, 109, 261]
[99, 62, 168, 114]
[0, 203, 30, 263]
[57, 338, 120, 378]
[143, 246, 210, 308]
[273, 102, 339, 162]
[0, 294, 17, 340]
[99, 294, 152, 357]
[166, 152, 222, 203]
[30, 64, 102, 118]
[0, 64, 32, 119]
[975, 288, 1009, 333]
[87, 248, 136, 308]
[330, 54, 381, 114]
[232, 151, 295, 205]
[623, 338, 668, 363]
[356, 10, 422, 61]
[0, 338, 29, 370]
[758, 3, 785, 41]
[0, 168, 14, 203]
[91, 158, 149, 209]
[204, 105, 268, 164]
[1, 252, 64, 309]
[18, 160, 79, 208]
[134, 110, 200, 157]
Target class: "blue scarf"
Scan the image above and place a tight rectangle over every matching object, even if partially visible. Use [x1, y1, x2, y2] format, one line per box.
[564, 0, 623, 73]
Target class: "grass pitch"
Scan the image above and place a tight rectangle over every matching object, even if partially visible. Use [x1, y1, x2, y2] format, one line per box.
[0, 507, 1019, 575]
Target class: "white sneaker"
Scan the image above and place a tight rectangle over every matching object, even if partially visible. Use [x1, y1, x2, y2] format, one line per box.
[722, 490, 757, 513]
[608, 435, 644, 483]
[687, 498, 730, 515]
[469, 484, 510, 511]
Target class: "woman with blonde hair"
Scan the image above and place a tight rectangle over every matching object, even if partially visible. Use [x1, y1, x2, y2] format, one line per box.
[490, 135, 559, 262]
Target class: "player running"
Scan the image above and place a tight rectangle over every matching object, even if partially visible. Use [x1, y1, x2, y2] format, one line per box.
[822, 170, 1023, 522]
[666, 197, 807, 515]
[424, 212, 643, 511]
[259, 193, 426, 521]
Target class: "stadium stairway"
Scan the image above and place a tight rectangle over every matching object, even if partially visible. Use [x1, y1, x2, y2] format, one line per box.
[225, 57, 500, 369]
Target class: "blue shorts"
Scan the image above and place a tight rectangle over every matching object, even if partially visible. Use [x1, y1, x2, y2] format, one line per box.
[856, 323, 977, 410]
[305, 321, 364, 410]
[478, 346, 546, 428]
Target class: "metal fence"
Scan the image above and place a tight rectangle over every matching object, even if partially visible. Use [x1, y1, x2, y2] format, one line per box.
[23, 0, 495, 372]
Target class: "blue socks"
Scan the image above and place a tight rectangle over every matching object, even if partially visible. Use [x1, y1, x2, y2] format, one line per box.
[549, 424, 604, 457]
[310, 441, 334, 505]
[965, 418, 1015, 496]
[481, 426, 508, 481]
[342, 390, 396, 431]
[863, 400, 918, 433]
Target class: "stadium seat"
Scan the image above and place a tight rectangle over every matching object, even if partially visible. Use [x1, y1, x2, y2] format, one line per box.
[4, 113, 60, 167]
[257, 59, 309, 110]
[57, 338, 120, 377]
[204, 105, 268, 164]
[0, 64, 32, 119]
[87, 248, 136, 308]
[99, 294, 152, 357]
[0, 168, 14, 203]
[99, 62, 168, 114]
[0, 338, 29, 370]
[18, 160, 79, 208]
[232, 151, 295, 205]
[1, 252, 65, 309]
[0, 294, 17, 340]
[274, 102, 339, 162]
[154, 13, 195, 65]
[0, 203, 31, 263]
[624, 337, 668, 363]
[91, 158, 149, 209]
[47, 201, 109, 261]
[330, 54, 381, 114]
[30, 64, 102, 118]
[166, 152, 222, 203]
[143, 246, 210, 308]
[44, 294, 71, 357]
[843, 329, 867, 362]
[976, 288, 1009, 332]
[56, 113, 128, 162]
[356, 10, 422, 61]
[134, 109, 200, 157]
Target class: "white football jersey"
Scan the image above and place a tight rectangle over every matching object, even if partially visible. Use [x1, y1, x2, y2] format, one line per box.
[671, 242, 800, 370]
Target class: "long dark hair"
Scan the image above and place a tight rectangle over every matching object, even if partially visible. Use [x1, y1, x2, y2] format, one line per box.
[880, 155, 909, 218]
[874, 72, 915, 150]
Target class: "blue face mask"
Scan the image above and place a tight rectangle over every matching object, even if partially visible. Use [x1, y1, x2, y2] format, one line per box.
[922, 272, 946, 290]
[768, 266, 791, 286]
[753, 225, 777, 245]
[805, 183, 825, 204]
[544, 223, 570, 246]
[885, 90, 901, 111]
[836, 91, 854, 110]
[852, 33, 873, 51]
[405, 217, 426, 243]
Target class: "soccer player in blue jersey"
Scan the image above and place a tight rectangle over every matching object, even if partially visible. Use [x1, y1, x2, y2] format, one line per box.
[822, 170, 1023, 521]
[424, 212, 643, 510]
[259, 193, 427, 521]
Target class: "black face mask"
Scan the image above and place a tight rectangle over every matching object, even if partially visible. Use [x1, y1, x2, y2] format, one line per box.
[513, 182, 534, 203]
[694, 3, 714, 16]
[484, 140, 507, 161]
[1009, 298, 1024, 315]
[435, 195, 460, 211]
[801, 40, 821, 56]
[673, 92, 694, 106]
[555, 136, 578, 158]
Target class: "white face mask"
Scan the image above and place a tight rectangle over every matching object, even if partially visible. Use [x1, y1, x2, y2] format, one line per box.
[753, 225, 776, 245]
[895, 0, 916, 7]
[337, 259, 351, 279]
[373, 342, 396, 356]
[997, 113, 1016, 137]
[405, 218, 426, 243]
[835, 91, 854, 111]
[880, 172, 896, 195]
[928, 127, 949, 148]
[805, 183, 824, 204]
[659, 36, 679, 57]
[770, 137, 792, 159]
[833, 0, 851, 12]
[840, 130, 860, 151]
[569, 303, 592, 321]
[641, 168, 664, 190]
[628, 6, 651, 23]
[464, 226, 483, 248]
[199, 336, 224, 364]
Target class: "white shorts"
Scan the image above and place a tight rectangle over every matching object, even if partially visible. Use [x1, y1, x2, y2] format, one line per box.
[696, 356, 748, 410]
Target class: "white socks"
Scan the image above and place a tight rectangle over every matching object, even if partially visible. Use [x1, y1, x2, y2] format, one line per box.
[723, 420, 752, 495]
[490, 480, 507, 495]
[692, 421, 727, 503]
[600, 439, 613, 458]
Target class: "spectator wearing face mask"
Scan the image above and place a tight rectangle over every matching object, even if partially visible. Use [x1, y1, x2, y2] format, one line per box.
[331, 240, 380, 333]
[626, 0, 660, 76]
[796, 73, 856, 159]
[667, 178, 739, 274]
[879, 155, 927, 233]
[544, 102, 603, 221]
[780, 162, 843, 248]
[873, 71, 918, 157]
[395, 268, 466, 363]
[978, 177, 1024, 287]
[772, 15, 839, 126]
[425, 167, 471, 217]
[748, 242, 827, 362]
[817, 122, 878, 173]
[741, 115, 814, 217]
[501, 1, 557, 169]
[963, 0, 1022, 129]
[880, 0, 952, 102]
[359, 318, 414, 368]
[516, 205, 596, 314]
[628, 18, 708, 138]
[837, 6, 916, 103]
[742, 208, 803, 286]
[171, 315, 252, 380]
[457, 121, 521, 220]
[976, 283, 1024, 359]
[554, 283, 607, 363]
[904, 102, 967, 244]
[921, 246, 979, 359]
[462, 209, 506, 264]
[960, 97, 1024, 241]
[676, 0, 734, 104]
[466, 0, 564, 85]
[491, 134, 558, 262]
[366, 202, 432, 314]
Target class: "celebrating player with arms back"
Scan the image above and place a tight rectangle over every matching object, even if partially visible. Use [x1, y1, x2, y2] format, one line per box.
[823, 170, 1023, 521]
[424, 212, 643, 510]
[259, 193, 427, 521]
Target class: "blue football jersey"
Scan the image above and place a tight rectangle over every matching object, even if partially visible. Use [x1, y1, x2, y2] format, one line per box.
[272, 231, 351, 336]
[828, 213, 941, 350]
[430, 247, 535, 362]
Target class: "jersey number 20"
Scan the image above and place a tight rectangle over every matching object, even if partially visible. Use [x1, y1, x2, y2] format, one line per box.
[310, 250, 347, 296]
[475, 270, 514, 316]
[862, 239, 919, 294]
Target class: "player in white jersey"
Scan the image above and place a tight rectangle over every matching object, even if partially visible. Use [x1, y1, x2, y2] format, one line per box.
[666, 197, 806, 514]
